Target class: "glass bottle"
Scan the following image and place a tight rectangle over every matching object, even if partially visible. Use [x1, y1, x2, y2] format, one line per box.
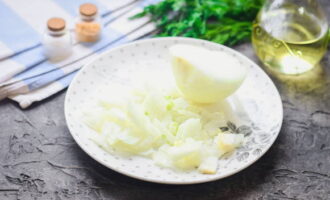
[75, 3, 102, 43]
[42, 17, 72, 61]
[252, 0, 328, 75]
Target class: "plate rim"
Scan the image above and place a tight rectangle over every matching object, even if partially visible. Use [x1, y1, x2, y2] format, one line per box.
[65, 37, 283, 184]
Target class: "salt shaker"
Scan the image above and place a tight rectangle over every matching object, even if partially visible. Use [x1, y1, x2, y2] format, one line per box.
[75, 3, 102, 42]
[42, 17, 72, 61]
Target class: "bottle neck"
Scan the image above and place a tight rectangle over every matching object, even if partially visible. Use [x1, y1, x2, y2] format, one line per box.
[47, 29, 66, 37]
[80, 13, 97, 22]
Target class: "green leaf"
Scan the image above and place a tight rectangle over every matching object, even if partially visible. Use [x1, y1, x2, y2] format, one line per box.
[131, 0, 264, 46]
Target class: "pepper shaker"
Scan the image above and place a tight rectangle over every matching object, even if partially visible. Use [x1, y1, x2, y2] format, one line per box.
[75, 3, 102, 42]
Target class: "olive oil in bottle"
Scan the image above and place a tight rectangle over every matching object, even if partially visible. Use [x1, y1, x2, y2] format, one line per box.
[252, 2, 328, 75]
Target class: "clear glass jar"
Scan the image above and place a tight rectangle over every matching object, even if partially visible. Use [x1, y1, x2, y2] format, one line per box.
[252, 0, 328, 75]
[42, 18, 72, 61]
[75, 3, 102, 42]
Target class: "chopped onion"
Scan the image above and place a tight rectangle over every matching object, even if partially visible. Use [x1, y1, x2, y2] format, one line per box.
[82, 84, 244, 173]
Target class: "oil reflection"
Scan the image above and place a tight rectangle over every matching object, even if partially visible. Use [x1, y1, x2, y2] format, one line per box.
[266, 62, 327, 93]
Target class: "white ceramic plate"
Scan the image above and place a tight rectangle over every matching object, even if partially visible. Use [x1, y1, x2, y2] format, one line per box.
[65, 37, 283, 184]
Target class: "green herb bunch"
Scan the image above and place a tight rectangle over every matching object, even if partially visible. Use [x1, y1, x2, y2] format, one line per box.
[132, 0, 264, 46]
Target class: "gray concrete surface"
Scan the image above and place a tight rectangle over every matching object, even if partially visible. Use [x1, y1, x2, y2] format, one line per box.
[1, 2, 330, 200]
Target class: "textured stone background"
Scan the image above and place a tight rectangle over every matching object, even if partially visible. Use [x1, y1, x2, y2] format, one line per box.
[1, 1, 330, 200]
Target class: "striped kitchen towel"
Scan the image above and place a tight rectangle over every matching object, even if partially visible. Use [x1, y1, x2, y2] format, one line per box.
[0, 0, 159, 108]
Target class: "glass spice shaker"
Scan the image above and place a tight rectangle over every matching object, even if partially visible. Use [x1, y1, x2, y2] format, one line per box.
[42, 17, 72, 61]
[75, 3, 102, 42]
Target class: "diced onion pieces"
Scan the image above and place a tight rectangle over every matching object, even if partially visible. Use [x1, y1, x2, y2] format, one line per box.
[82, 86, 244, 174]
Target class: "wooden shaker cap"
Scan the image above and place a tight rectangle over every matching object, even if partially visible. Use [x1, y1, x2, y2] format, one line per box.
[47, 17, 65, 31]
[79, 3, 97, 16]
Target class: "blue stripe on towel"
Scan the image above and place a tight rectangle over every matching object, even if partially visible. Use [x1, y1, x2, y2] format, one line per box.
[57, 70, 78, 87]
[25, 68, 65, 90]
[11, 47, 47, 73]
[14, 59, 57, 80]
[0, 1, 40, 53]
